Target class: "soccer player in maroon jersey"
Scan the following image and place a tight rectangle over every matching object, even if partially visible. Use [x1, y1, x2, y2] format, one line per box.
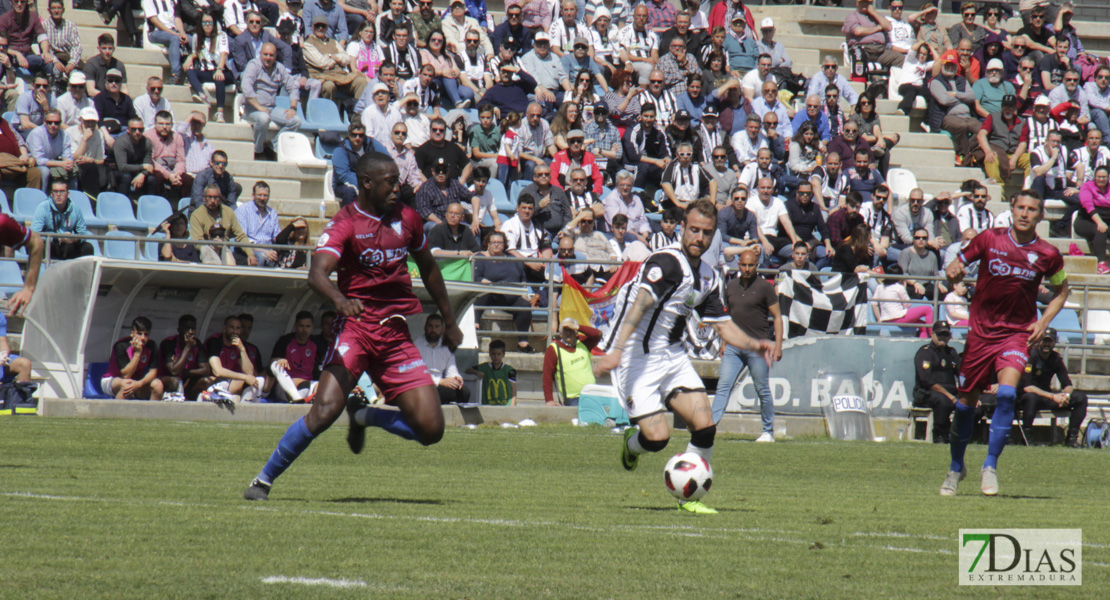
[0, 213, 44, 317]
[244, 152, 463, 501]
[940, 190, 1069, 497]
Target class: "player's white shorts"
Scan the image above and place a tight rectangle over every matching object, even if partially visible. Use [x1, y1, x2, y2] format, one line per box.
[612, 344, 705, 420]
[100, 376, 115, 397]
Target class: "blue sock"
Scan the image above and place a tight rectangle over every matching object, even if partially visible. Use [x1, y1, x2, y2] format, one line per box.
[357, 406, 417, 441]
[949, 401, 976, 473]
[984, 385, 1016, 470]
[257, 417, 316, 485]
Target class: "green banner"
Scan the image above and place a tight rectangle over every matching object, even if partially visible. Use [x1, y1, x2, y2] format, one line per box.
[407, 258, 473, 282]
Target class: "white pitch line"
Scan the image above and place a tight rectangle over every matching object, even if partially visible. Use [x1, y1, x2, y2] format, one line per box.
[261, 576, 367, 588]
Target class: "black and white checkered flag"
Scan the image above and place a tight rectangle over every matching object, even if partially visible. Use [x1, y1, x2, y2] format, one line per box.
[776, 271, 868, 338]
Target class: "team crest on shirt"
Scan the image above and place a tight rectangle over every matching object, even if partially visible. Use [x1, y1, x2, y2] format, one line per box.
[645, 266, 663, 282]
[316, 232, 330, 248]
[1025, 364, 1033, 373]
[922, 361, 931, 370]
[391, 220, 403, 236]
[1027, 251, 1038, 266]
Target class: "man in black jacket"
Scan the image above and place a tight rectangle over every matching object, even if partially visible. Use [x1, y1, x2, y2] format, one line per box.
[913, 321, 961, 443]
[1019, 328, 1087, 447]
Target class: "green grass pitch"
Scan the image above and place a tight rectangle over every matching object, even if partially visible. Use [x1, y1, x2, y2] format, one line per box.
[1, 418, 1106, 599]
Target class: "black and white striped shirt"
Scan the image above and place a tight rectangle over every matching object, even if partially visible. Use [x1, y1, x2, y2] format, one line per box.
[383, 43, 422, 80]
[642, 89, 677, 129]
[601, 247, 729, 353]
[649, 230, 678, 251]
[1024, 116, 1057, 151]
[957, 204, 994, 233]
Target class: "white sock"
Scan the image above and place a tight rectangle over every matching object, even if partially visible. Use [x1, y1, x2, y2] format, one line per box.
[627, 428, 646, 456]
[271, 362, 303, 400]
[686, 442, 713, 464]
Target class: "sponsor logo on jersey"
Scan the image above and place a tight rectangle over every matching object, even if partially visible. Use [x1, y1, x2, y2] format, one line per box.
[359, 246, 410, 267]
[1002, 349, 1028, 362]
[397, 358, 426, 373]
[356, 233, 375, 239]
[337, 343, 349, 356]
[988, 258, 1037, 281]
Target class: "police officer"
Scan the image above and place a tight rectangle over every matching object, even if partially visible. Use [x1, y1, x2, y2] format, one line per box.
[913, 321, 960, 443]
[1019, 328, 1088, 448]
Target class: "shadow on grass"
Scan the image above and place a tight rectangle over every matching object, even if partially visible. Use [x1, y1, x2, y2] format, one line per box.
[0, 464, 30, 469]
[996, 494, 1059, 500]
[627, 505, 755, 513]
[327, 497, 451, 506]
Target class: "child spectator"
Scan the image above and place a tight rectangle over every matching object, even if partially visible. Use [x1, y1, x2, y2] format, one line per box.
[608, 213, 651, 261]
[944, 281, 970, 329]
[496, 110, 523, 185]
[103, 316, 164, 400]
[466, 339, 517, 406]
[650, 207, 683, 250]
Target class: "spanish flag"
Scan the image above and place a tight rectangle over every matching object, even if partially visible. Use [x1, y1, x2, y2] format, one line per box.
[558, 261, 642, 327]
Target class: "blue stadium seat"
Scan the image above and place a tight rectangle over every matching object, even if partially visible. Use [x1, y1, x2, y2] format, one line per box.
[315, 136, 341, 161]
[136, 195, 173, 227]
[95, 192, 148, 230]
[1, 111, 15, 126]
[304, 98, 349, 133]
[0, 189, 11, 215]
[488, 179, 512, 212]
[69, 190, 109, 228]
[83, 362, 112, 399]
[0, 260, 24, 297]
[509, 179, 526, 204]
[101, 230, 139, 259]
[142, 232, 165, 261]
[1050, 309, 1083, 344]
[12, 188, 47, 224]
[177, 197, 192, 212]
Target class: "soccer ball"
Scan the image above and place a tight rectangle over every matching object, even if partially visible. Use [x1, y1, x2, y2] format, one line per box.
[663, 452, 713, 501]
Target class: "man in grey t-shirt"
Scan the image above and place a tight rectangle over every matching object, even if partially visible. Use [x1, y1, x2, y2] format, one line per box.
[898, 226, 945, 300]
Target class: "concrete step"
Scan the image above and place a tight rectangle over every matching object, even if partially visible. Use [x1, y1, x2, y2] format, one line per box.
[1047, 238, 1091, 256]
[1064, 255, 1098, 275]
[1072, 374, 1110, 393]
[227, 160, 328, 180]
[270, 198, 340, 219]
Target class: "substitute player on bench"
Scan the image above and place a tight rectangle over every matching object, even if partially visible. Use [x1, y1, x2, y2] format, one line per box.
[595, 199, 776, 514]
[244, 152, 462, 501]
[941, 189, 1068, 497]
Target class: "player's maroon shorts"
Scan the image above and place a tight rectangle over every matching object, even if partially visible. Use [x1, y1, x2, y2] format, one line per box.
[323, 316, 433, 403]
[957, 329, 1030, 393]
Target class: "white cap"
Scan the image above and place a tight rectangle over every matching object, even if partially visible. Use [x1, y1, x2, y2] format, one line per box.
[534, 31, 551, 43]
[593, 5, 610, 19]
[78, 106, 99, 121]
[1034, 95, 1051, 107]
[761, 17, 774, 28]
[371, 82, 389, 95]
[986, 58, 1004, 71]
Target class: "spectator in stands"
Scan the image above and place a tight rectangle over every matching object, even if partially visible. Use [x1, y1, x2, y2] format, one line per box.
[811, 150, 847, 212]
[190, 183, 253, 265]
[898, 226, 944, 300]
[718, 183, 761, 252]
[203, 314, 264, 403]
[82, 34, 129, 97]
[143, 0, 188, 85]
[778, 240, 816, 273]
[547, 0, 588, 58]
[231, 11, 292, 76]
[491, 4, 531, 58]
[934, 38, 980, 84]
[56, 72, 91, 128]
[913, 320, 959, 443]
[971, 94, 1029, 186]
[242, 42, 302, 161]
[827, 120, 870, 171]
[821, 83, 848, 139]
[111, 116, 157, 196]
[1072, 128, 1109, 185]
[541, 317, 600, 406]
[1036, 35, 1070, 93]
[622, 102, 670, 196]
[853, 94, 898, 173]
[943, 226, 979, 278]
[502, 193, 552, 287]
[871, 265, 933, 337]
[465, 340, 517, 406]
[67, 107, 106, 195]
[27, 108, 73, 191]
[608, 212, 650, 260]
[159, 314, 212, 400]
[381, 24, 421, 81]
[891, 188, 935, 247]
[43, 0, 80, 82]
[749, 176, 796, 263]
[944, 280, 969, 327]
[417, 117, 472, 181]
[659, 141, 713, 211]
[385, 121, 423, 207]
[826, 191, 864, 248]
[274, 217, 311, 269]
[560, 165, 604, 223]
[190, 150, 240, 208]
[185, 14, 233, 123]
[639, 69, 679, 129]
[31, 180, 92, 260]
[601, 170, 651, 240]
[302, 0, 349, 45]
[346, 20, 382, 82]
[15, 76, 56, 137]
[0, 115, 41, 191]
[786, 122, 821, 190]
[1019, 328, 1087, 448]
[1075, 164, 1110, 275]
[1020, 5, 1055, 59]
[973, 58, 1015, 119]
[102, 316, 164, 401]
[359, 83, 400, 145]
[895, 42, 936, 117]
[566, 207, 616, 282]
[511, 102, 552, 181]
[738, 147, 781, 198]
[712, 248, 782, 435]
[723, 16, 758, 80]
[473, 230, 536, 353]
[159, 213, 202, 263]
[957, 184, 995, 233]
[1085, 65, 1110, 141]
[808, 56, 859, 111]
[394, 92, 430, 147]
[416, 157, 476, 232]
[731, 113, 767, 168]
[973, 34, 1007, 80]
[0, 0, 51, 76]
[618, 5, 658, 85]
[521, 32, 570, 110]
[929, 54, 979, 164]
[267, 310, 324, 402]
[93, 68, 135, 150]
[145, 109, 189, 200]
[278, 0, 308, 45]
[551, 128, 602, 194]
[177, 111, 215, 183]
[703, 142, 737, 207]
[1048, 68, 1090, 127]
[303, 15, 368, 103]
[656, 35, 699, 97]
[781, 181, 831, 265]
[842, 0, 901, 70]
[947, 2, 985, 52]
[846, 147, 887, 205]
[332, 122, 379, 206]
[1030, 131, 1078, 228]
[791, 94, 831, 144]
[914, 1, 945, 51]
[428, 202, 480, 258]
[480, 63, 536, 117]
[234, 181, 280, 267]
[751, 80, 792, 140]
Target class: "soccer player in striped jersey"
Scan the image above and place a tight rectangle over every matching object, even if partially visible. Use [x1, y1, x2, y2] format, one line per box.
[595, 199, 775, 514]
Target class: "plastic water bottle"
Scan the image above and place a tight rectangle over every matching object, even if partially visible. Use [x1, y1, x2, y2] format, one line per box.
[318, 199, 326, 219]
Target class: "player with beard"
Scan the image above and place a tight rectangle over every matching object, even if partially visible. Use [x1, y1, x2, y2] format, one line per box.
[244, 151, 462, 501]
[596, 199, 775, 514]
[940, 190, 1068, 497]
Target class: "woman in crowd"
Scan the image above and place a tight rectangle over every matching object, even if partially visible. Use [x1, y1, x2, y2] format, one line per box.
[473, 231, 537, 353]
[832, 222, 875, 274]
[604, 69, 642, 128]
[570, 69, 599, 113]
[347, 20, 384, 80]
[944, 280, 970, 329]
[896, 41, 935, 116]
[870, 265, 934, 338]
[786, 122, 822, 191]
[420, 29, 476, 109]
[1074, 164, 1110, 275]
[851, 94, 899, 175]
[274, 217, 311, 269]
[702, 50, 731, 90]
[550, 101, 583, 152]
[948, 3, 986, 52]
[184, 12, 233, 123]
[159, 215, 201, 264]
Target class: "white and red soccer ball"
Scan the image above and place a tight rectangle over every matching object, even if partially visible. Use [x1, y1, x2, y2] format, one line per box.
[663, 452, 713, 501]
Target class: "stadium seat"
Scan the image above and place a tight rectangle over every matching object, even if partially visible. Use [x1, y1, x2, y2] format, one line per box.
[136, 195, 173, 228]
[303, 98, 349, 133]
[177, 197, 192, 212]
[1, 111, 15, 125]
[101, 230, 140, 260]
[487, 178, 508, 207]
[315, 136, 341, 161]
[12, 188, 47, 224]
[0, 189, 11, 215]
[886, 168, 917, 203]
[83, 362, 112, 399]
[323, 167, 335, 202]
[142, 232, 165, 262]
[0, 259, 24, 297]
[1049, 309, 1083, 344]
[277, 132, 328, 167]
[69, 190, 109, 228]
[95, 192, 148, 231]
[509, 180, 526, 204]
[201, 81, 235, 101]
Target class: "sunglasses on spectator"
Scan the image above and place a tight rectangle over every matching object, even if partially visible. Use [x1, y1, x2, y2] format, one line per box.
[45, 119, 61, 125]
[535, 172, 551, 177]
[823, 64, 837, 70]
[986, 9, 1000, 16]
[1065, 77, 1080, 82]
[431, 127, 446, 132]
[1032, 14, 1044, 19]
[571, 177, 587, 182]
[713, 154, 727, 159]
[149, 86, 163, 91]
[33, 83, 48, 89]
[107, 77, 122, 83]
[678, 152, 692, 157]
[393, 130, 407, 137]
[350, 132, 365, 138]
[826, 93, 838, 99]
[249, 19, 263, 24]
[973, 194, 988, 199]
[467, 38, 480, 44]
[763, 122, 777, 127]
[213, 160, 228, 166]
[128, 126, 143, 132]
[649, 79, 664, 84]
[569, 138, 583, 144]
[733, 195, 747, 201]
[913, 235, 928, 240]
[508, 11, 521, 17]
[797, 191, 812, 196]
